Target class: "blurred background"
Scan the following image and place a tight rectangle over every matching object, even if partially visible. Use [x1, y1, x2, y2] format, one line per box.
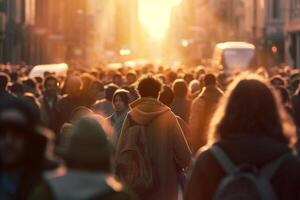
[0, 0, 296, 68]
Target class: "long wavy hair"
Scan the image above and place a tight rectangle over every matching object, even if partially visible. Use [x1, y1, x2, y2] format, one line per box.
[207, 73, 297, 149]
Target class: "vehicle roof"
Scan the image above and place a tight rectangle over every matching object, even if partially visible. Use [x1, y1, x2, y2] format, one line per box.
[216, 42, 255, 50]
[29, 63, 68, 78]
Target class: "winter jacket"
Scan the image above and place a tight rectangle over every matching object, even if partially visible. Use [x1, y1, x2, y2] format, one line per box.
[171, 97, 191, 123]
[29, 170, 135, 200]
[107, 109, 129, 147]
[185, 135, 300, 200]
[189, 85, 223, 152]
[39, 95, 61, 134]
[116, 97, 191, 200]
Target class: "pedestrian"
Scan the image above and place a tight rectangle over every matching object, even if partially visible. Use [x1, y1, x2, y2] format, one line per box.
[39, 75, 61, 134]
[116, 75, 191, 200]
[171, 79, 191, 123]
[107, 89, 130, 148]
[92, 83, 119, 117]
[189, 74, 223, 152]
[185, 74, 300, 200]
[30, 116, 135, 200]
[0, 97, 55, 199]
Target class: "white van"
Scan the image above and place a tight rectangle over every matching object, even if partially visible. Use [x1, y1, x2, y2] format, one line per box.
[211, 42, 256, 73]
[29, 63, 69, 78]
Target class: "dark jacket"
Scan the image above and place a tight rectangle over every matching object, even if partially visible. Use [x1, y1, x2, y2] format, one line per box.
[185, 136, 300, 200]
[171, 97, 191, 123]
[189, 86, 223, 152]
[116, 98, 191, 200]
[29, 170, 135, 200]
[0, 131, 56, 200]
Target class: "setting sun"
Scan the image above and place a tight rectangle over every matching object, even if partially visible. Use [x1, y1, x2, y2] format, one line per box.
[139, 0, 182, 39]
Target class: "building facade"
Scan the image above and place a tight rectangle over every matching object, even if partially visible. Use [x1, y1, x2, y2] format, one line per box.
[285, 0, 300, 67]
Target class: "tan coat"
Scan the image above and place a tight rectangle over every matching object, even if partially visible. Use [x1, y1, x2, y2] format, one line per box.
[116, 97, 191, 200]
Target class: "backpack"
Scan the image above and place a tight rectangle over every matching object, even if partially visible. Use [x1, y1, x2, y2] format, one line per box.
[116, 115, 154, 195]
[211, 145, 289, 200]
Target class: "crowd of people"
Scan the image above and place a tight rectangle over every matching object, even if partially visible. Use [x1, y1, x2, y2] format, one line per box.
[0, 63, 299, 200]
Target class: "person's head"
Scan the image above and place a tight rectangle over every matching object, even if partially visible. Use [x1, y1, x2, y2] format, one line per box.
[168, 71, 177, 84]
[0, 72, 10, 91]
[208, 74, 296, 148]
[112, 73, 123, 86]
[188, 80, 200, 94]
[23, 78, 37, 90]
[112, 89, 129, 113]
[204, 74, 217, 87]
[80, 73, 95, 91]
[65, 76, 82, 96]
[22, 93, 41, 118]
[172, 79, 188, 97]
[10, 82, 24, 97]
[9, 71, 18, 82]
[89, 80, 104, 99]
[0, 97, 45, 170]
[44, 75, 60, 97]
[183, 73, 194, 84]
[59, 116, 112, 172]
[105, 84, 119, 102]
[159, 85, 174, 107]
[137, 75, 162, 99]
[126, 71, 137, 85]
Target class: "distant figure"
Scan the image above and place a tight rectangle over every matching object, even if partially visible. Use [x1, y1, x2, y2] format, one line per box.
[107, 89, 130, 147]
[116, 75, 191, 200]
[92, 83, 119, 117]
[30, 116, 135, 200]
[189, 74, 223, 152]
[39, 76, 61, 134]
[57, 76, 84, 124]
[171, 79, 191, 123]
[185, 75, 300, 200]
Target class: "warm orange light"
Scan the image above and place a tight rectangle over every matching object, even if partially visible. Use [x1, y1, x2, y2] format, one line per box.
[139, 0, 182, 39]
[272, 46, 278, 54]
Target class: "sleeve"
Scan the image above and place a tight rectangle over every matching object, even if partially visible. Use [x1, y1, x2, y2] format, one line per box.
[172, 114, 192, 170]
[189, 99, 206, 152]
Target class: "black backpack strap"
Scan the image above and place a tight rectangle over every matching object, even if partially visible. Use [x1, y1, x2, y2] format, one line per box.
[211, 145, 236, 174]
[260, 153, 290, 181]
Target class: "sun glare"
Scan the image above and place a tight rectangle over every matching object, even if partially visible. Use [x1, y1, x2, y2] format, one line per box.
[139, 0, 182, 39]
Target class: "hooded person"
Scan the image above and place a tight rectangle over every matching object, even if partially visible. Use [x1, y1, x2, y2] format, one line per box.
[189, 74, 223, 153]
[116, 75, 191, 200]
[0, 96, 53, 200]
[30, 116, 134, 200]
[107, 89, 130, 148]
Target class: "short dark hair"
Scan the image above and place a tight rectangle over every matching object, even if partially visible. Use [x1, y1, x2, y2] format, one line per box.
[159, 85, 174, 107]
[172, 79, 188, 97]
[0, 72, 10, 90]
[204, 74, 216, 86]
[44, 75, 59, 87]
[137, 75, 162, 98]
